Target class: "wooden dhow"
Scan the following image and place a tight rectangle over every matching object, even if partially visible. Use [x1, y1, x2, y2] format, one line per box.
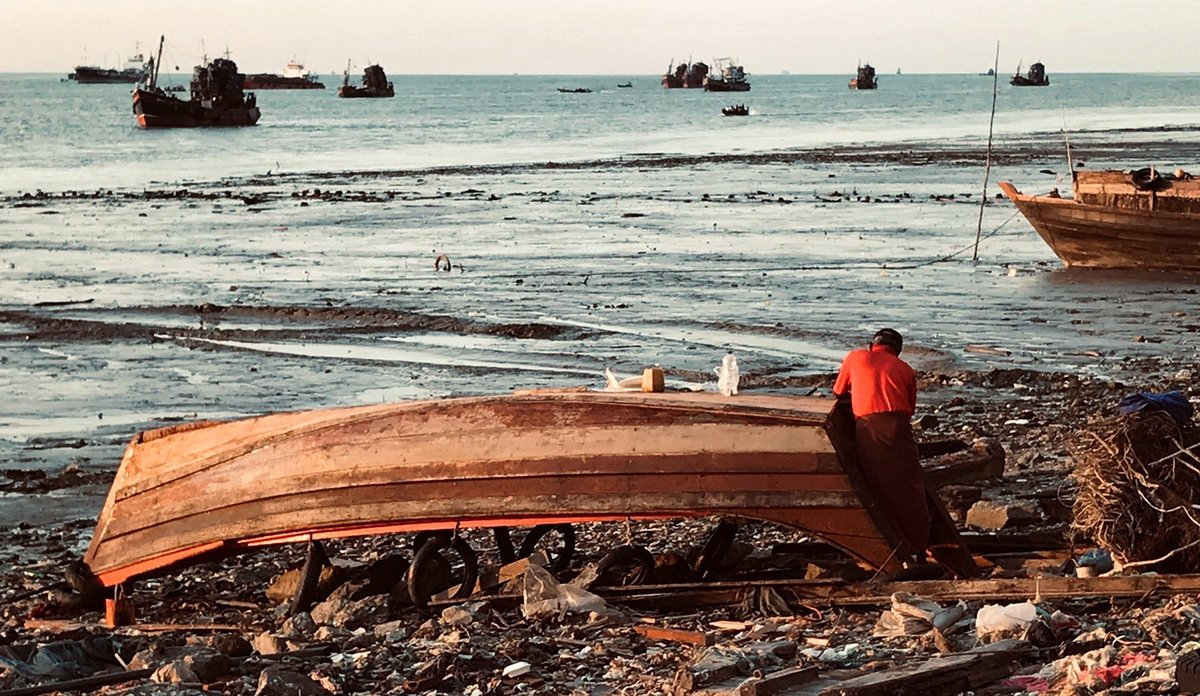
[84, 390, 976, 587]
[1000, 170, 1200, 270]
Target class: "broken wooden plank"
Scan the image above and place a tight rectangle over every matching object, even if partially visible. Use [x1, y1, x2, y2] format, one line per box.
[736, 666, 820, 695]
[694, 666, 821, 696]
[635, 624, 716, 646]
[0, 669, 154, 696]
[818, 640, 1030, 696]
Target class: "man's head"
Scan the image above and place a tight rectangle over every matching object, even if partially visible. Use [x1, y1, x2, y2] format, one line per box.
[872, 328, 903, 355]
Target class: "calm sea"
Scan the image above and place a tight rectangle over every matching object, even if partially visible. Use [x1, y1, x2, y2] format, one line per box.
[4, 72, 1200, 192]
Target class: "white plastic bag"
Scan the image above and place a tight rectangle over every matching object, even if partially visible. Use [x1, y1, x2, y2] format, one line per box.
[714, 353, 740, 396]
[975, 601, 1037, 640]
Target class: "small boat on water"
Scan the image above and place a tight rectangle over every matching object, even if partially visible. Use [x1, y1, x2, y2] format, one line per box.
[849, 62, 878, 90]
[704, 59, 750, 92]
[662, 60, 708, 88]
[337, 61, 394, 98]
[82, 390, 976, 588]
[1010, 61, 1049, 86]
[617, 82, 632, 88]
[557, 87, 592, 93]
[69, 46, 149, 83]
[1000, 168, 1200, 270]
[131, 36, 260, 128]
[244, 60, 325, 89]
[721, 104, 748, 116]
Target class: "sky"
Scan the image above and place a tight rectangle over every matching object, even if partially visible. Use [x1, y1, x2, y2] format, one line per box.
[2, 0, 1198, 75]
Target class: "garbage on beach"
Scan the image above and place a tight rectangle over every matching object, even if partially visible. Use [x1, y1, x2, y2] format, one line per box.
[872, 592, 967, 638]
[975, 601, 1038, 641]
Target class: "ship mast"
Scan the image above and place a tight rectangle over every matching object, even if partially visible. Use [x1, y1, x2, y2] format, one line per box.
[152, 35, 164, 89]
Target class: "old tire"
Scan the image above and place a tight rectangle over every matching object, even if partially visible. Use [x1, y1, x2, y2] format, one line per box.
[407, 536, 479, 608]
[594, 544, 655, 586]
[517, 524, 576, 573]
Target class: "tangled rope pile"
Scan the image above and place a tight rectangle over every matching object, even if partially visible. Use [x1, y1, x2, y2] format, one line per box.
[1072, 411, 1200, 571]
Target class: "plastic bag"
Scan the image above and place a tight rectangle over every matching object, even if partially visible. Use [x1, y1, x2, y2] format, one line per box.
[715, 353, 740, 396]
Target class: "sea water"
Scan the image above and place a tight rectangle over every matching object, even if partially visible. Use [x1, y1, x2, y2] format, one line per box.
[3, 72, 1200, 477]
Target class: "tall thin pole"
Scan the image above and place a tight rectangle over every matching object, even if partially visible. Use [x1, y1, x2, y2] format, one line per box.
[974, 41, 1001, 262]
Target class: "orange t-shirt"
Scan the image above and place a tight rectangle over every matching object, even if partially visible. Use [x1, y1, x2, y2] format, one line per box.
[832, 345, 916, 418]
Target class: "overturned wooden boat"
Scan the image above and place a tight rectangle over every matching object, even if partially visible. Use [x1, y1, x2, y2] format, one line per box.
[1000, 169, 1200, 270]
[84, 391, 976, 587]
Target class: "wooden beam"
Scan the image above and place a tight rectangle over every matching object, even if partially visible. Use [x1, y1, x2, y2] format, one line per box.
[604, 573, 1200, 610]
[634, 624, 717, 646]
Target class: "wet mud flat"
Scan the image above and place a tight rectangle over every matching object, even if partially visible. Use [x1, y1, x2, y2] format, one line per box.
[2, 127, 1200, 693]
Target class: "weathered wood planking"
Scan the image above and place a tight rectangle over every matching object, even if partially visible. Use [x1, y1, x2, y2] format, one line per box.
[84, 392, 973, 585]
[1000, 179, 1200, 270]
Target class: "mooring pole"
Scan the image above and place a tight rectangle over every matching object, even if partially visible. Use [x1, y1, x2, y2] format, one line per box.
[974, 41, 1001, 262]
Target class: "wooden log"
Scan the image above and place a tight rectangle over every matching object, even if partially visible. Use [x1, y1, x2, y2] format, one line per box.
[635, 624, 716, 646]
[818, 640, 1030, 696]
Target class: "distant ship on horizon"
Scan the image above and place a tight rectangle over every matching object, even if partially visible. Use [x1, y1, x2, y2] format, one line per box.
[243, 60, 325, 90]
[69, 45, 149, 84]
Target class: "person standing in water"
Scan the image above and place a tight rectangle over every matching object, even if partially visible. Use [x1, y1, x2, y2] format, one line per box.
[832, 328, 930, 558]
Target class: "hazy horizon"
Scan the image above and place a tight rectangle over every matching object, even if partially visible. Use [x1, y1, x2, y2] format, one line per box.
[4, 0, 1200, 76]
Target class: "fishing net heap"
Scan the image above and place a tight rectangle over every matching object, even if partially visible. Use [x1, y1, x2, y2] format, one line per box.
[1072, 411, 1200, 570]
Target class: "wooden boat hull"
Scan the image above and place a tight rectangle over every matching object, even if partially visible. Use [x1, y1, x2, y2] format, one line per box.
[704, 80, 750, 92]
[132, 89, 260, 128]
[1000, 181, 1200, 270]
[83, 391, 976, 586]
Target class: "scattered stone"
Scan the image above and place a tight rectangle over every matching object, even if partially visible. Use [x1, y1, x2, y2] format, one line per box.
[152, 660, 199, 684]
[254, 665, 330, 696]
[966, 499, 1041, 530]
[252, 631, 286, 656]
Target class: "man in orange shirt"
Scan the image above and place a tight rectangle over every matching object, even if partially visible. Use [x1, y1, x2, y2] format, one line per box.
[833, 328, 930, 559]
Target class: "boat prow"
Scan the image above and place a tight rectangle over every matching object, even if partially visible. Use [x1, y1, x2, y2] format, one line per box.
[1001, 175, 1200, 270]
[84, 390, 976, 587]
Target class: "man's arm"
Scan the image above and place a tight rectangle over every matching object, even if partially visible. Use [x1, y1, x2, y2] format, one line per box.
[832, 353, 853, 396]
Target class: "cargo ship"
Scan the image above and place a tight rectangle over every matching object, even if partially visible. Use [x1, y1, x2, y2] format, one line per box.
[131, 36, 260, 128]
[243, 60, 325, 89]
[69, 45, 149, 84]
[337, 61, 394, 98]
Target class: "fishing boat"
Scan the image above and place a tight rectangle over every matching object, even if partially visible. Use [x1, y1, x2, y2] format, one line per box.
[82, 390, 976, 589]
[70, 45, 149, 83]
[662, 60, 708, 88]
[337, 61, 394, 98]
[849, 62, 878, 90]
[721, 104, 749, 116]
[1000, 169, 1200, 270]
[703, 60, 750, 92]
[131, 37, 260, 128]
[243, 60, 325, 89]
[617, 82, 632, 88]
[557, 87, 593, 93]
[1010, 61, 1049, 86]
